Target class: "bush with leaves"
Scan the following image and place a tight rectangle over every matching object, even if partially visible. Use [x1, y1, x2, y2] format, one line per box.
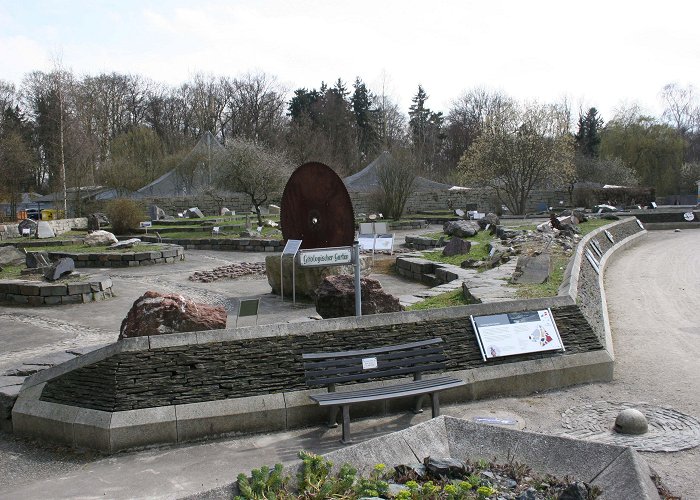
[104, 198, 146, 235]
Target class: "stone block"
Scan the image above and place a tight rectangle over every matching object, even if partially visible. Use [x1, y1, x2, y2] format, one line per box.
[19, 285, 40, 296]
[40, 284, 67, 296]
[109, 406, 178, 452]
[44, 296, 61, 305]
[27, 296, 44, 306]
[176, 393, 286, 442]
[12, 295, 29, 304]
[61, 294, 83, 305]
[592, 447, 659, 499]
[67, 283, 91, 295]
[148, 331, 198, 349]
[13, 398, 78, 447]
[73, 407, 112, 451]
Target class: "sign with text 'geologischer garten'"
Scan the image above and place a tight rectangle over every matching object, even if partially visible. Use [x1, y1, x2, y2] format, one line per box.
[470, 309, 564, 361]
[298, 246, 353, 267]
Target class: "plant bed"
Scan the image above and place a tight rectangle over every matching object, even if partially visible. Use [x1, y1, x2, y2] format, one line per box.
[0, 274, 114, 306]
[45, 243, 184, 268]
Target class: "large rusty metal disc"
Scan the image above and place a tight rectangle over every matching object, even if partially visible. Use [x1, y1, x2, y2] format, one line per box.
[281, 162, 355, 249]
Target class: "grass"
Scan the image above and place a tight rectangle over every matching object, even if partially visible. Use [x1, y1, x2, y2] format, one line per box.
[0, 264, 23, 280]
[149, 227, 282, 240]
[512, 252, 570, 299]
[406, 288, 475, 311]
[578, 217, 615, 235]
[419, 230, 493, 265]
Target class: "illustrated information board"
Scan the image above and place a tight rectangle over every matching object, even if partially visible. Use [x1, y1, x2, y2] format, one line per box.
[470, 309, 564, 361]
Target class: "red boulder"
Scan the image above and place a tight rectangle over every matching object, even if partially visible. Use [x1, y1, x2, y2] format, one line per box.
[119, 290, 227, 339]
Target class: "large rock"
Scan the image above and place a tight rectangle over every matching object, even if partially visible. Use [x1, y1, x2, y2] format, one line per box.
[511, 253, 551, 284]
[478, 212, 500, 229]
[443, 220, 480, 238]
[43, 257, 75, 281]
[87, 213, 110, 231]
[84, 230, 118, 247]
[315, 275, 403, 319]
[0, 246, 25, 266]
[442, 238, 471, 257]
[186, 207, 204, 218]
[266, 255, 371, 299]
[109, 238, 141, 249]
[119, 290, 227, 339]
[36, 221, 55, 239]
[18, 219, 37, 237]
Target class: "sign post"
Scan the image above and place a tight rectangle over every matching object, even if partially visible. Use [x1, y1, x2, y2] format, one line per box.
[280, 239, 302, 305]
[297, 245, 362, 318]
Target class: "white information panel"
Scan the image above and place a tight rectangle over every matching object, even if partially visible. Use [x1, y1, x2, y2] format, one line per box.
[298, 246, 353, 267]
[470, 309, 564, 361]
[362, 357, 378, 369]
[282, 239, 303, 255]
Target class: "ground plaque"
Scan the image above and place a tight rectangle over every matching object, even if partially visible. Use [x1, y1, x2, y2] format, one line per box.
[470, 309, 564, 361]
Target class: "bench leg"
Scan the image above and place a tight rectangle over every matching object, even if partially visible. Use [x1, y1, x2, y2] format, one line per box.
[340, 405, 353, 444]
[413, 395, 425, 414]
[430, 392, 440, 418]
[327, 406, 340, 428]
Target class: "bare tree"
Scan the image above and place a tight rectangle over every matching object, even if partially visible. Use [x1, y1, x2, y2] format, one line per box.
[375, 149, 417, 219]
[214, 138, 292, 225]
[458, 102, 575, 214]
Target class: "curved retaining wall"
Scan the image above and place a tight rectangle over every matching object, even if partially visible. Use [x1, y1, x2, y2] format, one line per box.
[12, 219, 647, 452]
[139, 235, 281, 252]
[0, 276, 113, 306]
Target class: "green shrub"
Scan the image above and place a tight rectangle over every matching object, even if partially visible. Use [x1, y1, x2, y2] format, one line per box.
[105, 198, 146, 234]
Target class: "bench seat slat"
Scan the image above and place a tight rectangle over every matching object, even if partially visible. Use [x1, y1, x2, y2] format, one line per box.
[309, 376, 464, 406]
[302, 338, 443, 360]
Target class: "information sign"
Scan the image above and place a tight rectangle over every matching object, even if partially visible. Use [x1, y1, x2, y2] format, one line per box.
[139, 221, 152, 228]
[298, 246, 353, 267]
[683, 212, 695, 222]
[470, 309, 564, 361]
[604, 230, 614, 244]
[282, 239, 303, 255]
[636, 219, 644, 229]
[589, 240, 603, 258]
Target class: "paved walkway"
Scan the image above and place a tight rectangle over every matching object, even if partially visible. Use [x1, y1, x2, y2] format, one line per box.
[0, 229, 698, 499]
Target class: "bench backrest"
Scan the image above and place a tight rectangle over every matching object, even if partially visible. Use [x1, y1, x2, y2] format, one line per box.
[302, 338, 446, 387]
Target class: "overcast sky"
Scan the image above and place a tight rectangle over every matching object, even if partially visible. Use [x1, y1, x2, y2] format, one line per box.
[2, 0, 699, 121]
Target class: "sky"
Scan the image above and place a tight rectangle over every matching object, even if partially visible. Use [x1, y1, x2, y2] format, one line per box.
[2, 0, 699, 121]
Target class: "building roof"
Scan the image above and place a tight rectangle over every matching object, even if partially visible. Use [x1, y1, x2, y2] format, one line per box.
[343, 152, 457, 192]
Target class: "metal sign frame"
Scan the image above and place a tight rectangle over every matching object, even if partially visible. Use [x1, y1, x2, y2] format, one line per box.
[236, 298, 260, 327]
[280, 239, 302, 305]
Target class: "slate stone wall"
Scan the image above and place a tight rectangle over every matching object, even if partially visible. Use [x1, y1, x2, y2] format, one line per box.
[0, 276, 113, 306]
[573, 218, 644, 343]
[47, 245, 184, 268]
[41, 304, 600, 411]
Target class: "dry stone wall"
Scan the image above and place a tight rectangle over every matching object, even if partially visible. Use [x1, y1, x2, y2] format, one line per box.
[40, 304, 600, 411]
[0, 276, 113, 306]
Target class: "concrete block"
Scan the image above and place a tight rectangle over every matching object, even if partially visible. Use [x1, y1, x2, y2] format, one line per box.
[400, 414, 450, 459]
[592, 447, 659, 500]
[176, 393, 286, 442]
[39, 284, 67, 296]
[148, 331, 197, 349]
[283, 388, 334, 429]
[73, 407, 112, 451]
[443, 416, 624, 482]
[109, 406, 178, 452]
[322, 429, 420, 475]
[12, 397, 78, 447]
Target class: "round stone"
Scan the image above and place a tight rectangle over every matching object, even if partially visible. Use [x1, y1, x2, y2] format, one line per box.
[614, 408, 649, 435]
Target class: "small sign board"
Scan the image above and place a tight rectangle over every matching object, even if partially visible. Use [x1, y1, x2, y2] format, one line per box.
[361, 357, 378, 369]
[236, 298, 260, 327]
[590, 240, 603, 258]
[471, 309, 564, 361]
[683, 212, 695, 222]
[282, 239, 303, 256]
[139, 221, 152, 228]
[212, 226, 220, 235]
[604, 230, 614, 244]
[585, 248, 601, 274]
[21, 228, 31, 236]
[298, 246, 353, 267]
[636, 219, 644, 229]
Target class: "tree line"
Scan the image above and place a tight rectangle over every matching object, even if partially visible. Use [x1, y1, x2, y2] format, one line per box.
[1, 67, 699, 215]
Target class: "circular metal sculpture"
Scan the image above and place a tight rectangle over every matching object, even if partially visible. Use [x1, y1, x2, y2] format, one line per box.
[281, 162, 355, 249]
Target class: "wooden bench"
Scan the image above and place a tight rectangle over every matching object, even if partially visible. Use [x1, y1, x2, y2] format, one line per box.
[302, 338, 465, 443]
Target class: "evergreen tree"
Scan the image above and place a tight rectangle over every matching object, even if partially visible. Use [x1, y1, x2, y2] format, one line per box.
[575, 107, 603, 157]
[351, 77, 379, 159]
